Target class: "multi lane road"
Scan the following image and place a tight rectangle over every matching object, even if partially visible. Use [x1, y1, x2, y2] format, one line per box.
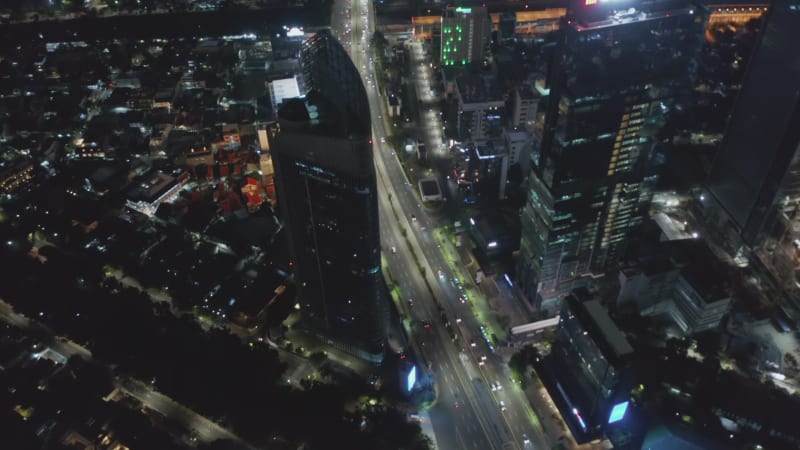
[332, 0, 548, 448]
[0, 298, 250, 447]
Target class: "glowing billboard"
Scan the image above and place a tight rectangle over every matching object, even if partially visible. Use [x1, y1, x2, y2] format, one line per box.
[608, 401, 629, 424]
[406, 365, 417, 392]
[286, 27, 304, 37]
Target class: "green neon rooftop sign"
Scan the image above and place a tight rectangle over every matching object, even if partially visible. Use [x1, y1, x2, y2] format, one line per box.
[455, 7, 472, 13]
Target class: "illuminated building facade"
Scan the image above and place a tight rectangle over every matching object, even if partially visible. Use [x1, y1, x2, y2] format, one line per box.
[270, 31, 386, 363]
[518, 0, 707, 314]
[125, 170, 186, 217]
[441, 6, 490, 66]
[0, 161, 35, 197]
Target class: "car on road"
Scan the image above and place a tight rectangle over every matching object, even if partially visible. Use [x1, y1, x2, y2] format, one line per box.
[411, 214, 416, 222]
[469, 339, 477, 347]
[391, 246, 397, 253]
[499, 401, 507, 412]
[407, 298, 414, 307]
[422, 321, 431, 329]
[522, 434, 531, 445]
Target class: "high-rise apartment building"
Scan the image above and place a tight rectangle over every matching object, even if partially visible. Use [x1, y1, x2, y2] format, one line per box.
[441, 6, 490, 67]
[269, 31, 386, 363]
[707, 0, 800, 249]
[517, 0, 707, 314]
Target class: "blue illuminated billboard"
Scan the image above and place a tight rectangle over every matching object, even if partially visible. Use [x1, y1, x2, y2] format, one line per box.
[608, 401, 629, 424]
[406, 365, 417, 392]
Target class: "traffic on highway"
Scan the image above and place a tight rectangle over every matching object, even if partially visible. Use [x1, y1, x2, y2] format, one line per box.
[332, 0, 546, 448]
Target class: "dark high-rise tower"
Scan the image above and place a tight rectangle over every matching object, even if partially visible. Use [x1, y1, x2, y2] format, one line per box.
[707, 0, 800, 248]
[270, 30, 386, 363]
[518, 0, 707, 314]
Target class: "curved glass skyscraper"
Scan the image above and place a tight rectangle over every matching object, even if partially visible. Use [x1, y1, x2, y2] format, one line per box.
[270, 30, 386, 363]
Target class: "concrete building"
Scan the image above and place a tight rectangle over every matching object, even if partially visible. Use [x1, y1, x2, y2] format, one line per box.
[617, 240, 732, 336]
[502, 127, 535, 174]
[454, 73, 505, 141]
[510, 85, 540, 130]
[267, 76, 301, 113]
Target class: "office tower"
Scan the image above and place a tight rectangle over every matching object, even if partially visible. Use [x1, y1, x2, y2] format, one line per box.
[269, 31, 386, 363]
[517, 0, 707, 314]
[543, 289, 635, 443]
[441, 6, 490, 67]
[707, 0, 800, 250]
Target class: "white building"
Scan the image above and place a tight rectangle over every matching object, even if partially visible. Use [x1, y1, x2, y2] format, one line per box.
[503, 128, 534, 174]
[511, 85, 540, 130]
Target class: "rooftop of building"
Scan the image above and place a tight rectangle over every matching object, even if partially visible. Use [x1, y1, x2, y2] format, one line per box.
[641, 419, 730, 450]
[623, 238, 731, 303]
[456, 73, 504, 105]
[269, 77, 301, 109]
[517, 85, 540, 100]
[504, 128, 533, 142]
[277, 89, 365, 138]
[566, 288, 634, 362]
[126, 170, 179, 203]
[569, 0, 702, 31]
[419, 178, 441, 197]
[473, 140, 507, 159]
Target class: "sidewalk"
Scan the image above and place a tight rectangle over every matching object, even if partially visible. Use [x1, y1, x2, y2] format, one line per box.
[419, 411, 440, 449]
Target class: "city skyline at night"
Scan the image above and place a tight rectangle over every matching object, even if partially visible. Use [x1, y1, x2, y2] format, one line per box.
[1, 1, 799, 450]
